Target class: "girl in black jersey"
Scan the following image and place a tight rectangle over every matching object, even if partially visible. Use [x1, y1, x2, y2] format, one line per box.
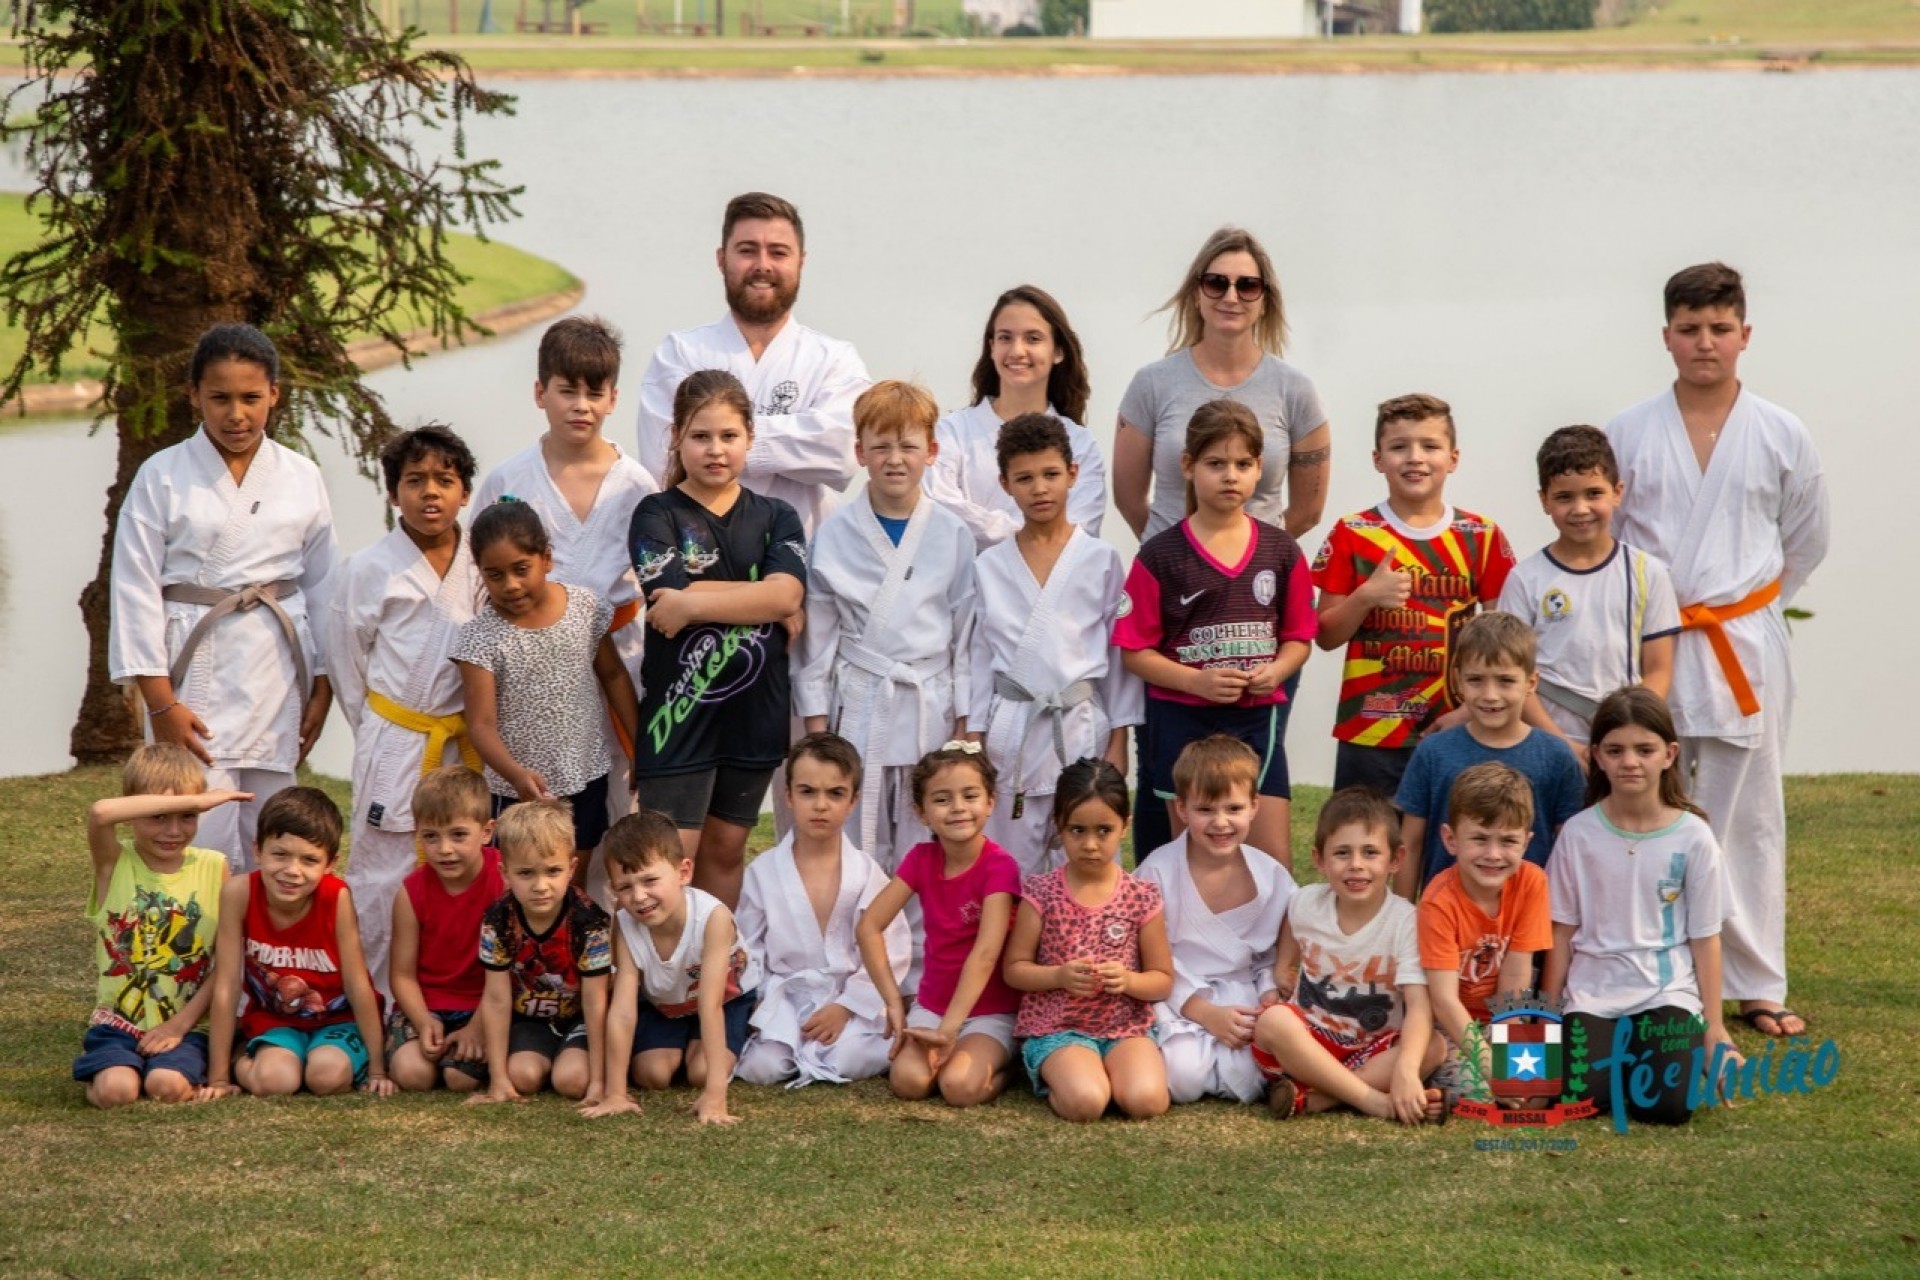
[629, 371, 807, 906]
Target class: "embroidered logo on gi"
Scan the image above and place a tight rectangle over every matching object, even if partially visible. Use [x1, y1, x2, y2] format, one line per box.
[1253, 570, 1277, 607]
[1542, 588, 1572, 622]
[762, 381, 800, 415]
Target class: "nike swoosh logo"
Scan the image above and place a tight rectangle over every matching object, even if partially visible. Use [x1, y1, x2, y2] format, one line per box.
[1179, 591, 1205, 607]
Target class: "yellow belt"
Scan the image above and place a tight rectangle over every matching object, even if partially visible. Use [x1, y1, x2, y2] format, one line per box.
[367, 690, 482, 778]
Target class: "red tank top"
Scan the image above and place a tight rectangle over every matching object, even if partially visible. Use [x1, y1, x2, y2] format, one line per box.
[403, 848, 505, 1012]
[239, 872, 353, 1039]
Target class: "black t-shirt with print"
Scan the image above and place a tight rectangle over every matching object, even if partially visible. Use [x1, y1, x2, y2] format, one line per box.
[628, 486, 807, 775]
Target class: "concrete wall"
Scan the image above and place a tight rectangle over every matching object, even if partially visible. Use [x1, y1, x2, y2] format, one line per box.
[1090, 0, 1319, 39]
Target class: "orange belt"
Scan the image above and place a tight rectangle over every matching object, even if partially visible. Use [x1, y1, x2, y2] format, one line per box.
[1679, 578, 1780, 717]
[605, 599, 642, 756]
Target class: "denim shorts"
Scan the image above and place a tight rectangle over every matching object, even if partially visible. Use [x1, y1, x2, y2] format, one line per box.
[72, 1024, 209, 1085]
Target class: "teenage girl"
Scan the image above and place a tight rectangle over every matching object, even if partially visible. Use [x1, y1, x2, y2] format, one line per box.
[924, 284, 1107, 548]
[1113, 400, 1316, 868]
[1541, 687, 1740, 1126]
[108, 323, 337, 870]
[627, 369, 807, 907]
[857, 743, 1022, 1109]
[452, 500, 640, 865]
[1004, 759, 1173, 1122]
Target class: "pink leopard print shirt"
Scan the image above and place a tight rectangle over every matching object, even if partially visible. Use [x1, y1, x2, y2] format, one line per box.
[1014, 867, 1163, 1041]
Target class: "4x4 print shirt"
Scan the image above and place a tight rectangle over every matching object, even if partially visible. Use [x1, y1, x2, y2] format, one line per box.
[628, 487, 808, 775]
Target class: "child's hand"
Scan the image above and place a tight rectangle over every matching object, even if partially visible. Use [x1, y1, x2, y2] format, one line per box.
[801, 1003, 853, 1046]
[1188, 666, 1251, 705]
[151, 701, 215, 765]
[194, 1081, 241, 1103]
[139, 1015, 192, 1057]
[298, 690, 330, 763]
[1257, 989, 1281, 1010]
[645, 588, 699, 639]
[1243, 661, 1284, 700]
[442, 1021, 486, 1062]
[1388, 1069, 1430, 1126]
[466, 1082, 524, 1106]
[695, 1093, 740, 1127]
[190, 788, 254, 813]
[883, 1000, 909, 1058]
[779, 610, 805, 643]
[359, 1074, 397, 1098]
[418, 1015, 447, 1058]
[1199, 1002, 1259, 1049]
[1094, 961, 1132, 996]
[903, 1025, 956, 1075]
[1570, 741, 1591, 774]
[513, 769, 555, 802]
[1057, 959, 1101, 997]
[1359, 556, 1413, 609]
[579, 1091, 643, 1120]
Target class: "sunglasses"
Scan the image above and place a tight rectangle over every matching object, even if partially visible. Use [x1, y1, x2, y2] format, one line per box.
[1199, 273, 1267, 302]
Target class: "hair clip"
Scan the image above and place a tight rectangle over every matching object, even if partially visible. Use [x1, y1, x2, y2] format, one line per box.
[493, 493, 522, 505]
[940, 739, 983, 755]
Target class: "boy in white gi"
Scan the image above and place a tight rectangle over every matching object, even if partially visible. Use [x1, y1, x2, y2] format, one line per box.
[1605, 262, 1828, 1040]
[476, 316, 656, 832]
[1498, 424, 1679, 766]
[969, 414, 1142, 875]
[1135, 735, 1295, 1104]
[635, 191, 870, 537]
[109, 324, 336, 871]
[795, 380, 976, 869]
[325, 425, 482, 993]
[734, 734, 911, 1087]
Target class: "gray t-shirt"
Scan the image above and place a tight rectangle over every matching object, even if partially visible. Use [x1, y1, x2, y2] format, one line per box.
[451, 584, 613, 799]
[1118, 349, 1328, 539]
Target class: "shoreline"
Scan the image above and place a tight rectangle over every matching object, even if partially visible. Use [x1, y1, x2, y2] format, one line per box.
[0, 284, 584, 418]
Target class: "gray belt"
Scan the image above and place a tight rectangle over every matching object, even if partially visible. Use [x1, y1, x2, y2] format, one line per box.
[993, 671, 1095, 817]
[1537, 677, 1599, 724]
[162, 580, 310, 703]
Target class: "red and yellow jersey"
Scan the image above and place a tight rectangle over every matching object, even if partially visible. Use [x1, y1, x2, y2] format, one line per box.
[1311, 505, 1516, 748]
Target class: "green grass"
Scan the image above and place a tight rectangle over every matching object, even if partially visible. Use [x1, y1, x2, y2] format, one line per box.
[2, 768, 1916, 1276]
[0, 193, 579, 386]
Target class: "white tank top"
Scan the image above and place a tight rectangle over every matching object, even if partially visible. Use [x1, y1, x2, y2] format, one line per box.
[616, 885, 760, 1017]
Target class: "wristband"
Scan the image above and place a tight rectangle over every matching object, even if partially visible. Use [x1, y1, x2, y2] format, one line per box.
[149, 701, 179, 718]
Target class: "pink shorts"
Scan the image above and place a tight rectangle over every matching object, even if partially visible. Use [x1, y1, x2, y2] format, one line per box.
[1252, 1005, 1400, 1080]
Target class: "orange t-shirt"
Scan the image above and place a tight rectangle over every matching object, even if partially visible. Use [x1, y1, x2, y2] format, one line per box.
[1416, 862, 1552, 1023]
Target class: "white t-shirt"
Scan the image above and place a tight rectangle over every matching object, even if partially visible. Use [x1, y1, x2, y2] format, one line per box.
[1548, 806, 1731, 1019]
[1285, 884, 1425, 1046]
[1498, 541, 1681, 740]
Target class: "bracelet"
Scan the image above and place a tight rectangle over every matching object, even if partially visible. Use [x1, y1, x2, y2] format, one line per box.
[149, 701, 179, 718]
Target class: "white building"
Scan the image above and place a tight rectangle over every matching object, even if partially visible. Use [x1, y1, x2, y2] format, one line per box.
[965, 0, 1041, 31]
[1090, 0, 1321, 38]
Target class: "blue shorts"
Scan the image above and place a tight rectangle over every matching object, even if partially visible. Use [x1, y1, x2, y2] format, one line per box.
[72, 1024, 209, 1086]
[1021, 1030, 1129, 1096]
[632, 990, 757, 1058]
[246, 1023, 370, 1083]
[492, 773, 610, 852]
[1144, 697, 1293, 803]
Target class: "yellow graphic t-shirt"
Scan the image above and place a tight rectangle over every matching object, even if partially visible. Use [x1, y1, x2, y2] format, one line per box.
[89, 846, 224, 1034]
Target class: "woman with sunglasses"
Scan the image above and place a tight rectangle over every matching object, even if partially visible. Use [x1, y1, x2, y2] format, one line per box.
[1112, 227, 1331, 544]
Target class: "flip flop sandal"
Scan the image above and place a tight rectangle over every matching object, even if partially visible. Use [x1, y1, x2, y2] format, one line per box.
[1736, 1007, 1808, 1038]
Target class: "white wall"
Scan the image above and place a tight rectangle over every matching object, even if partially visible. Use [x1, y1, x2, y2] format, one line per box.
[964, 0, 1040, 30]
[1090, 0, 1318, 39]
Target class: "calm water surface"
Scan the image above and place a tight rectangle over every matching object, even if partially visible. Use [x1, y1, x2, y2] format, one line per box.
[1, 70, 1912, 780]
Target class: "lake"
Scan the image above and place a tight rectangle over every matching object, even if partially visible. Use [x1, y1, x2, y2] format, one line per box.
[1, 68, 1911, 782]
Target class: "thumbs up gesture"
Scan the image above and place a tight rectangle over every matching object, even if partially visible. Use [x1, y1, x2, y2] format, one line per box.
[1359, 554, 1413, 609]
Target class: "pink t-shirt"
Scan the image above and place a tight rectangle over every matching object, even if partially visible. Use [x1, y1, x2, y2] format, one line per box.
[897, 839, 1022, 1019]
[1014, 867, 1163, 1041]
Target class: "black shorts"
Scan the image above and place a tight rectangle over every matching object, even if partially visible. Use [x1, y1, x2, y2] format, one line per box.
[385, 1007, 488, 1082]
[492, 773, 610, 851]
[1143, 697, 1293, 803]
[639, 765, 775, 830]
[1332, 742, 1417, 799]
[631, 990, 757, 1058]
[507, 1017, 589, 1061]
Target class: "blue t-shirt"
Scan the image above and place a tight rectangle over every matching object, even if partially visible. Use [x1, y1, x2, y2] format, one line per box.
[1394, 725, 1585, 888]
[875, 513, 910, 546]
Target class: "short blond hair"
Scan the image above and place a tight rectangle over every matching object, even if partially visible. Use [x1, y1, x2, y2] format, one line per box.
[1171, 735, 1259, 804]
[122, 743, 206, 797]
[1453, 611, 1538, 676]
[412, 766, 492, 828]
[494, 801, 574, 864]
[854, 379, 939, 445]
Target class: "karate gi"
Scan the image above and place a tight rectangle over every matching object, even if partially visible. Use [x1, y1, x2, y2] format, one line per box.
[109, 432, 336, 870]
[324, 526, 480, 993]
[733, 833, 910, 1087]
[970, 527, 1144, 875]
[923, 401, 1107, 551]
[1135, 835, 1294, 1103]
[636, 314, 869, 536]
[1607, 388, 1829, 1002]
[476, 443, 656, 836]
[794, 494, 977, 870]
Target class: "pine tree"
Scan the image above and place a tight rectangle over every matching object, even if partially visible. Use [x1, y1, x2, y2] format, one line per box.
[2, 0, 517, 761]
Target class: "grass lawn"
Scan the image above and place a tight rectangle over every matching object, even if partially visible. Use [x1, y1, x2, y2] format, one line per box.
[1, 767, 1915, 1276]
[0, 193, 580, 386]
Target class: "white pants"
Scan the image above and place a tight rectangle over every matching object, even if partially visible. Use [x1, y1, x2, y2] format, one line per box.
[200, 767, 295, 873]
[735, 1022, 893, 1087]
[984, 790, 1061, 879]
[850, 764, 929, 875]
[1684, 728, 1789, 1003]
[1160, 1021, 1265, 1104]
[345, 824, 416, 1000]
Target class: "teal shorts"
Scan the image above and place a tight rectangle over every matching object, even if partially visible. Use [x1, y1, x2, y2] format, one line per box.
[245, 1023, 370, 1083]
[1021, 1030, 1125, 1096]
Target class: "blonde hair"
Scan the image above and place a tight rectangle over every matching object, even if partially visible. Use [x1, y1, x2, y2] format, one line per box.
[494, 800, 575, 864]
[122, 743, 206, 797]
[1171, 734, 1260, 804]
[412, 766, 492, 828]
[854, 379, 939, 446]
[1161, 226, 1287, 356]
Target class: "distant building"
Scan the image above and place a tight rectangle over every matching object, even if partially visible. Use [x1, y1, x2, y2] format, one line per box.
[966, 0, 1041, 31]
[1089, 1, 1422, 38]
